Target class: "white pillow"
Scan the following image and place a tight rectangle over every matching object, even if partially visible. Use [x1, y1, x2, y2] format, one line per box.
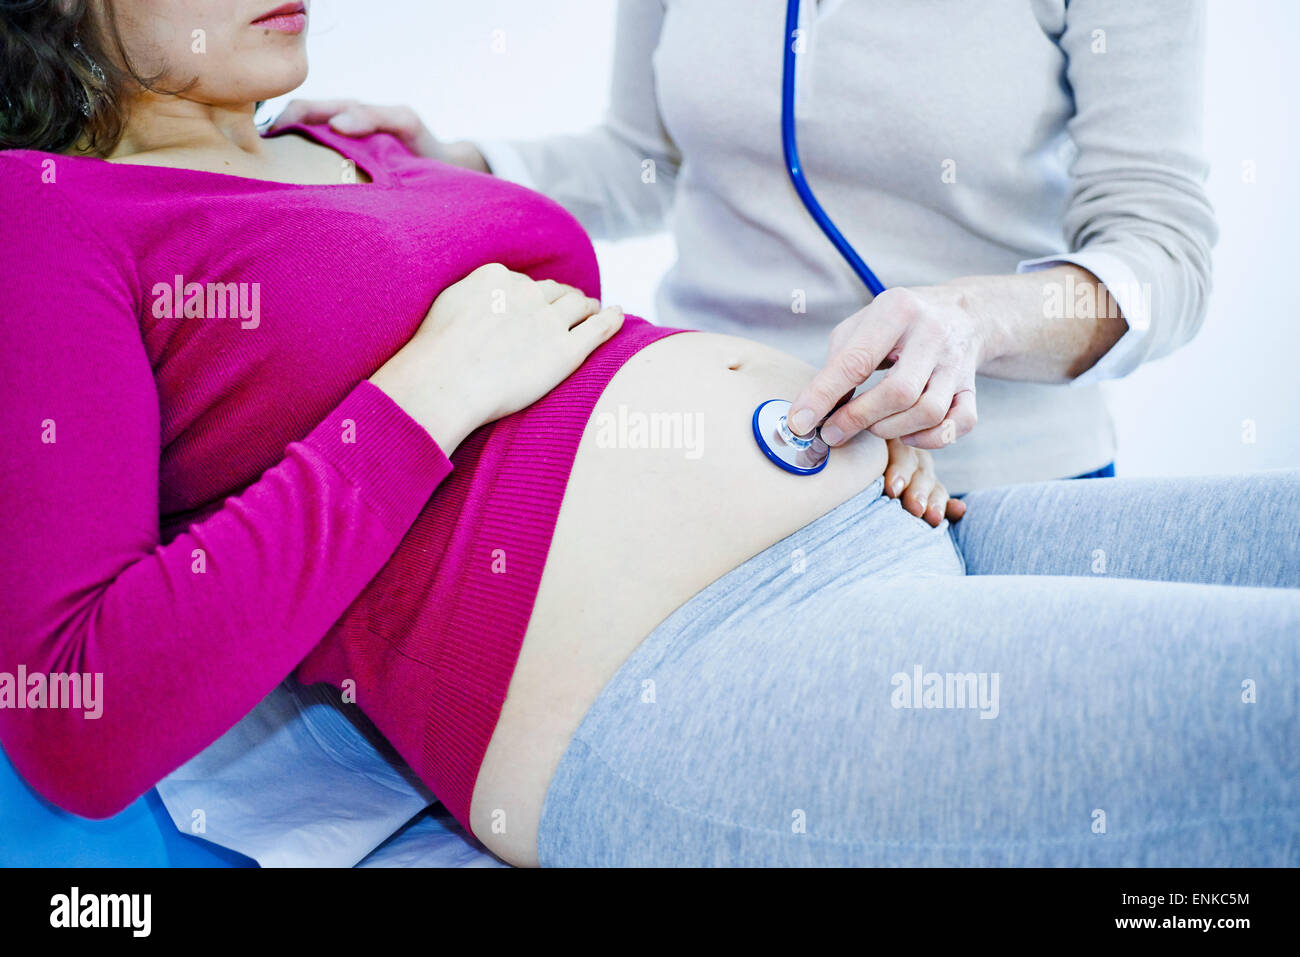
[156, 676, 496, 867]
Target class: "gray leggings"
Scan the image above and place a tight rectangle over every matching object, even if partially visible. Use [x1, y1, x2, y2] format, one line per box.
[536, 471, 1300, 866]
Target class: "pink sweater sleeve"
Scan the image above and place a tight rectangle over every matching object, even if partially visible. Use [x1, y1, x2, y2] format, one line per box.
[0, 178, 453, 818]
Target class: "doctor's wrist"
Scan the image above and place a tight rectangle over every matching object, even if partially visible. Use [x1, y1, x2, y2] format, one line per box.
[937, 275, 1012, 371]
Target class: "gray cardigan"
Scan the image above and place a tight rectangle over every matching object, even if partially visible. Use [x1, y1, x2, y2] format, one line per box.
[480, 0, 1217, 490]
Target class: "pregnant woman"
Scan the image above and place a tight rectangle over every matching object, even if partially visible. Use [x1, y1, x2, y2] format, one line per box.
[2, 1, 1296, 867]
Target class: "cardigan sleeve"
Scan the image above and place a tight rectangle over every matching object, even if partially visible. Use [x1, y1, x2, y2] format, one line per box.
[0, 172, 453, 818]
[1017, 0, 1218, 384]
[476, 0, 680, 239]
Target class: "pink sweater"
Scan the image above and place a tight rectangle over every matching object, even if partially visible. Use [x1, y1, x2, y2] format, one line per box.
[0, 124, 681, 833]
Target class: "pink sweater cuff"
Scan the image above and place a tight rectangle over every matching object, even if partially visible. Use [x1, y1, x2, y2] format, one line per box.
[298, 380, 454, 535]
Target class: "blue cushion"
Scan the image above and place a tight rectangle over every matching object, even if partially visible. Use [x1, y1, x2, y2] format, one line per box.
[0, 745, 253, 867]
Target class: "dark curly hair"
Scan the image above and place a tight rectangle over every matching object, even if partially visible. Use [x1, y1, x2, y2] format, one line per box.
[0, 0, 184, 156]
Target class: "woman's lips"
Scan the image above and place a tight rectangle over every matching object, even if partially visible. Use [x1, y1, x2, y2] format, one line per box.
[252, 4, 306, 34]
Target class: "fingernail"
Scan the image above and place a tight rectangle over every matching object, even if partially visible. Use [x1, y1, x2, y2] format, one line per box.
[891, 477, 905, 496]
[789, 409, 815, 435]
[821, 423, 845, 446]
[330, 113, 360, 132]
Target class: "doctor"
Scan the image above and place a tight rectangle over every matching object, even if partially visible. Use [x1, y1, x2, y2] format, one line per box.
[275, 0, 1215, 497]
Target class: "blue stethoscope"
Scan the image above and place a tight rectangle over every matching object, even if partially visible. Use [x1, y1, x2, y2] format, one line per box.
[753, 0, 884, 475]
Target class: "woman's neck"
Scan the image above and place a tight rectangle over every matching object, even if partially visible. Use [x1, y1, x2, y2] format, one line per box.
[94, 94, 371, 186]
[106, 97, 265, 163]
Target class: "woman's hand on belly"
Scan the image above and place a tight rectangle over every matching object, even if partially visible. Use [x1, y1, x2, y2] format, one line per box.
[471, 332, 890, 865]
[369, 263, 623, 454]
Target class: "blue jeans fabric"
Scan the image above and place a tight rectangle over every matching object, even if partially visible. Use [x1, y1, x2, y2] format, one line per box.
[1072, 462, 1116, 480]
[536, 471, 1300, 866]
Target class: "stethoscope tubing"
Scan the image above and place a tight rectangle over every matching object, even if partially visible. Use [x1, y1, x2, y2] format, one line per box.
[781, 0, 886, 296]
[754, 0, 884, 477]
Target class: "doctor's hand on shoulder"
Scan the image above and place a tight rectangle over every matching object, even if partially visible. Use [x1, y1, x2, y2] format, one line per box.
[269, 100, 488, 171]
[788, 284, 994, 452]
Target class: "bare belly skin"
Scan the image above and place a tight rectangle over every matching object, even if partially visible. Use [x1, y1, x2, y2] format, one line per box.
[469, 332, 889, 865]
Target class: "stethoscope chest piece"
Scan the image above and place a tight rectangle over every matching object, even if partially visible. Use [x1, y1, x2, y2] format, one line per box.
[752, 398, 831, 475]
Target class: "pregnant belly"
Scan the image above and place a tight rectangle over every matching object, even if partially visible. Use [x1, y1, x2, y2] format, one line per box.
[470, 331, 888, 864]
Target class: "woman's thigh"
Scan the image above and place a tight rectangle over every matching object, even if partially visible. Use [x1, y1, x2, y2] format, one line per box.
[951, 470, 1300, 587]
[537, 572, 1300, 866]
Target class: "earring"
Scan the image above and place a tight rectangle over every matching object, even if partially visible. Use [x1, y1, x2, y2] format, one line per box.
[72, 38, 107, 117]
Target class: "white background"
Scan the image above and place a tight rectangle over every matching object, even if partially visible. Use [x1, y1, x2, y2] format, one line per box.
[266, 0, 1299, 477]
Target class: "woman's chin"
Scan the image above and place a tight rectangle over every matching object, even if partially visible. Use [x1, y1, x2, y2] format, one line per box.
[237, 59, 309, 103]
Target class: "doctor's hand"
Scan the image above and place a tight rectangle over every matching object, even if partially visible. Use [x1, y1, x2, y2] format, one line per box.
[269, 100, 489, 172]
[788, 286, 988, 451]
